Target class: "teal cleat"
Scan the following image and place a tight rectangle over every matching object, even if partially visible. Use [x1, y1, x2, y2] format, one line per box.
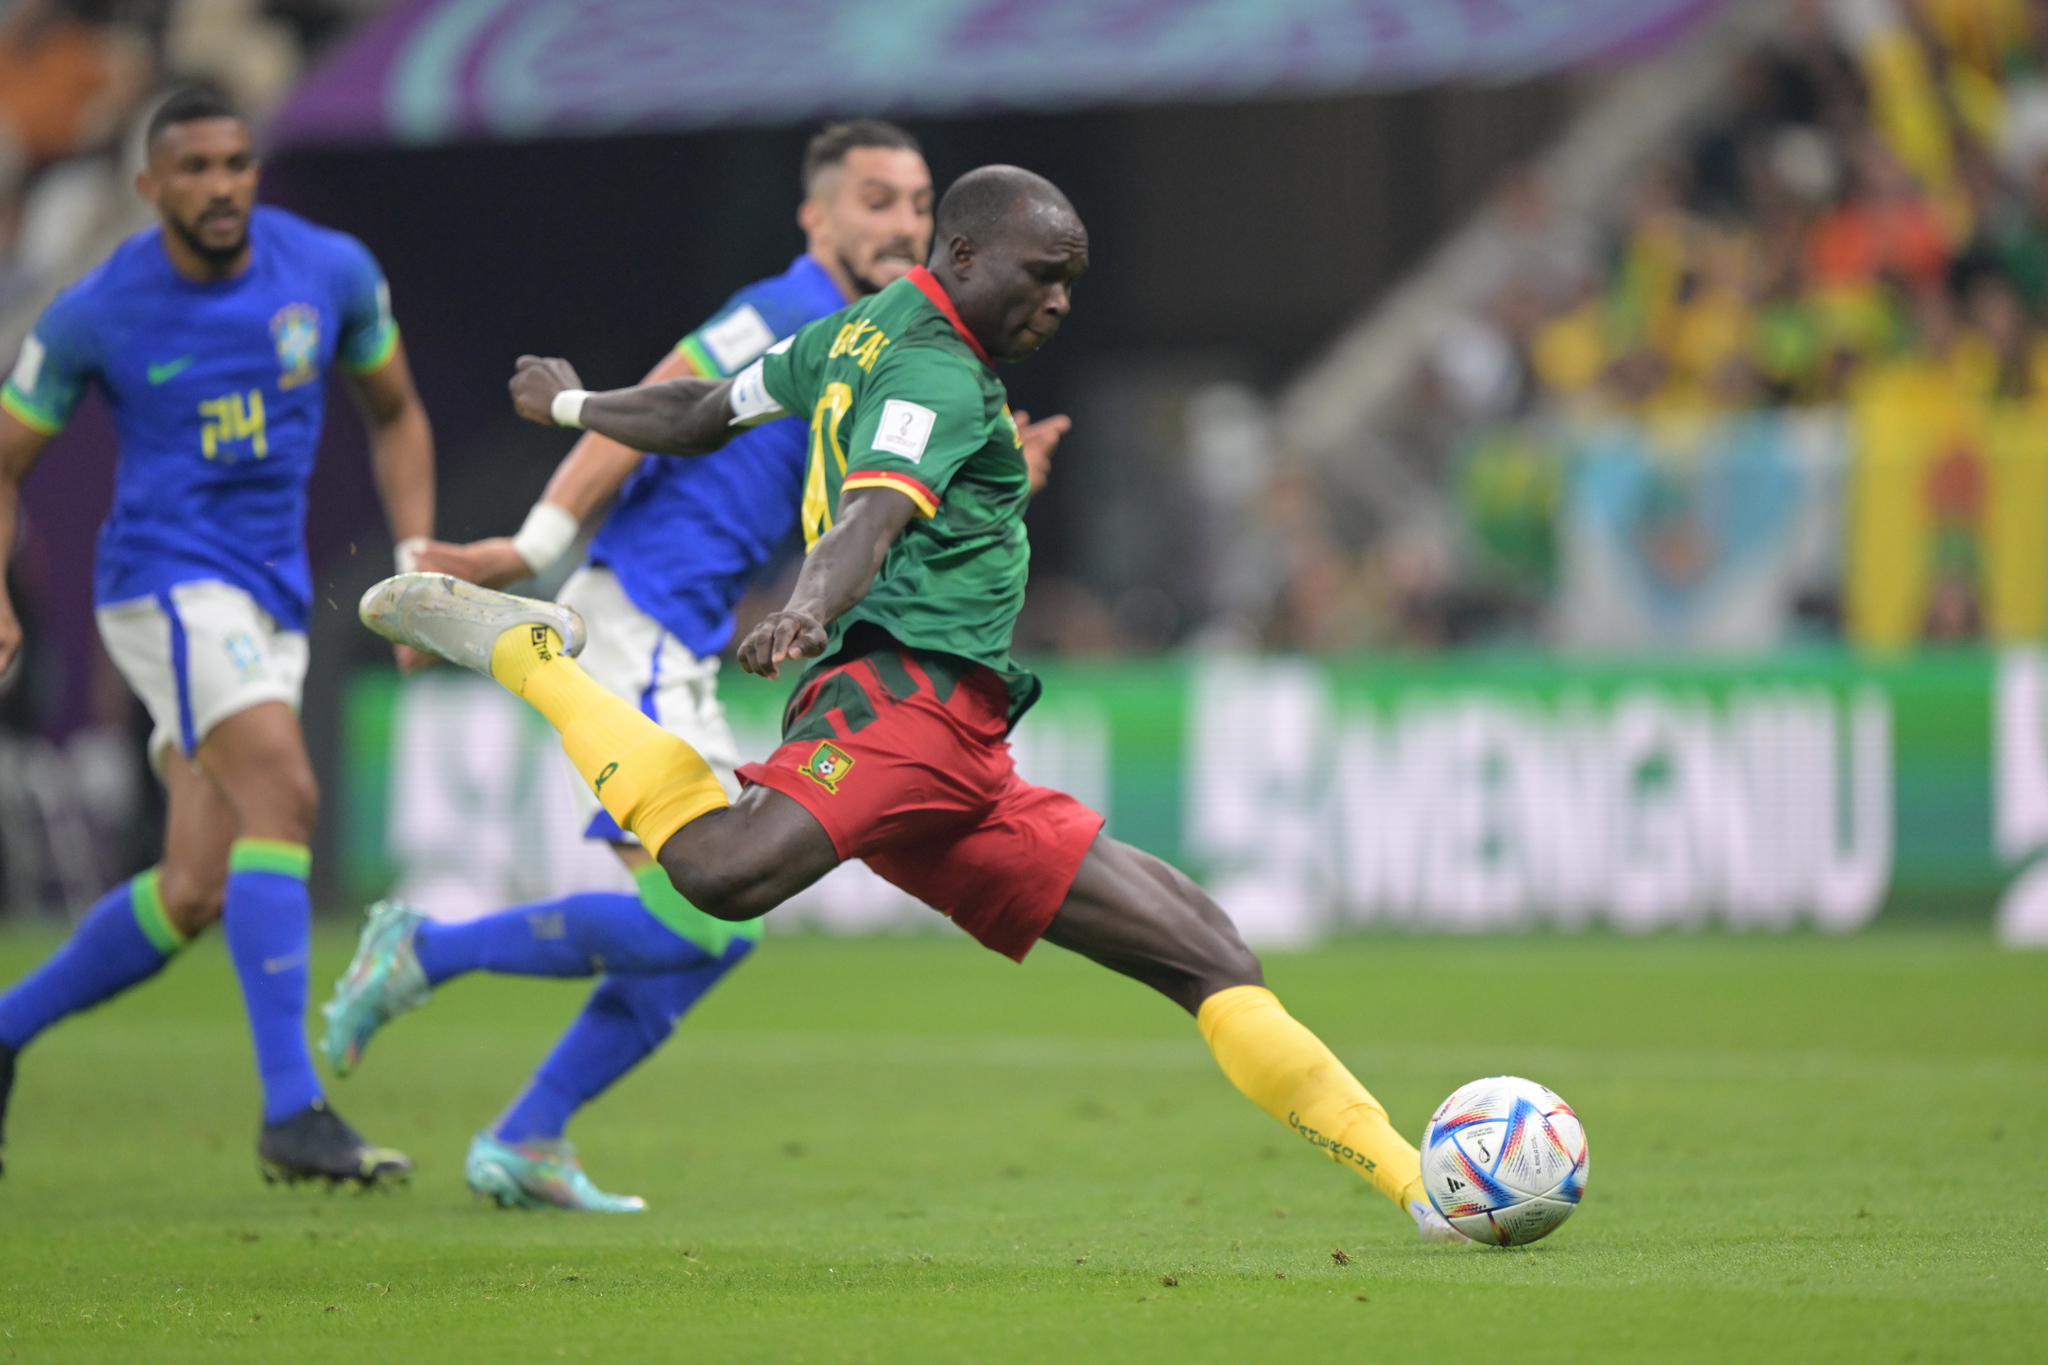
[465, 1133, 647, 1213]
[320, 899, 431, 1077]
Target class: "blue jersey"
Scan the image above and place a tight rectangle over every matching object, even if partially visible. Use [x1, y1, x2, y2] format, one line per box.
[586, 254, 847, 656]
[1, 206, 399, 632]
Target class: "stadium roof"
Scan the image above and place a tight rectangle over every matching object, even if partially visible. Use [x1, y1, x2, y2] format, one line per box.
[272, 0, 1727, 149]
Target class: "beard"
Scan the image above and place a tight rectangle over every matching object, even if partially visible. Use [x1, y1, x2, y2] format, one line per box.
[168, 206, 250, 269]
[844, 243, 920, 295]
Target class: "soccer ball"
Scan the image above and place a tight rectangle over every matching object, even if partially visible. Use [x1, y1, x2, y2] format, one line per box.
[1421, 1076, 1588, 1246]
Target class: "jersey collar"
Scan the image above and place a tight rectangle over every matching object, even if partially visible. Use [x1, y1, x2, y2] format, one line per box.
[907, 266, 993, 367]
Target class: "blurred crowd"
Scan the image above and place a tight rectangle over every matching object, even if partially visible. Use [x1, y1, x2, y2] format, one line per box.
[1205, 0, 2048, 655]
[0, 0, 367, 317]
[1523, 0, 2048, 419]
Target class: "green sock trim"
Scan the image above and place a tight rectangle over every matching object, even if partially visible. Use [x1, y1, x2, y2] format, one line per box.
[228, 838, 311, 880]
[632, 861, 762, 956]
[129, 869, 188, 956]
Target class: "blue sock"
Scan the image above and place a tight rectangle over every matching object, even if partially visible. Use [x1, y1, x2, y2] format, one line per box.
[414, 891, 712, 984]
[222, 839, 323, 1125]
[0, 870, 187, 1049]
[493, 939, 753, 1143]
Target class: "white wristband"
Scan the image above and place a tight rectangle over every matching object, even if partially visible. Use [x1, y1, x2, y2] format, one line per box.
[511, 500, 580, 575]
[551, 388, 590, 428]
[393, 536, 429, 574]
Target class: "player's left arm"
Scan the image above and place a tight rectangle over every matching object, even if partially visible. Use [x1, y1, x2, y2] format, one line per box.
[736, 486, 919, 678]
[345, 339, 435, 559]
[334, 242, 434, 566]
[346, 342, 436, 672]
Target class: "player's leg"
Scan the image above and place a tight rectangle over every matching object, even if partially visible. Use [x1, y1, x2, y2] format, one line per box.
[194, 700, 405, 1183]
[0, 753, 227, 1176]
[0, 603, 245, 1175]
[321, 876, 728, 1067]
[865, 768, 1459, 1244]
[0, 757, 218, 1054]
[467, 935, 753, 1212]
[327, 577, 773, 1069]
[197, 699, 321, 1125]
[158, 579, 408, 1184]
[1041, 835, 1458, 1239]
[360, 574, 840, 915]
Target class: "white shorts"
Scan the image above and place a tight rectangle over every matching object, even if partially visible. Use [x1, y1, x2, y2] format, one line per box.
[96, 579, 308, 773]
[557, 565, 741, 843]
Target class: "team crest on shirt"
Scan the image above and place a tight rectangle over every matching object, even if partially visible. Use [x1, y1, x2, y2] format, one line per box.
[270, 304, 321, 389]
[799, 741, 855, 794]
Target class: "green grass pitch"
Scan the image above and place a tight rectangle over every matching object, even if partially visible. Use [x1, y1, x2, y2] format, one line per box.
[0, 925, 2043, 1362]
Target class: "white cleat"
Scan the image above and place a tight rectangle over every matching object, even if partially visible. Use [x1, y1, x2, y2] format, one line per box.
[1411, 1197, 1473, 1245]
[359, 573, 586, 677]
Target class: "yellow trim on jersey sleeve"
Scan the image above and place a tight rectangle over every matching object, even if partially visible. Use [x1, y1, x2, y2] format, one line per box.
[0, 384, 64, 435]
[843, 471, 939, 517]
[341, 321, 401, 375]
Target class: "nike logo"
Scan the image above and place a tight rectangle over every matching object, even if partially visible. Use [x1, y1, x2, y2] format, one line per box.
[147, 356, 196, 384]
[263, 951, 308, 974]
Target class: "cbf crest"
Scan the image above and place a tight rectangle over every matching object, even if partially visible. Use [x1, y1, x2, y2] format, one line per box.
[270, 304, 321, 390]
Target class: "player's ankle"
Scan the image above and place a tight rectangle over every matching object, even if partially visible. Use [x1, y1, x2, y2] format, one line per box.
[488, 624, 567, 694]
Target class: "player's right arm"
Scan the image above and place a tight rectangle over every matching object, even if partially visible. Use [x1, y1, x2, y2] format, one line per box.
[0, 311, 93, 672]
[510, 355, 751, 457]
[0, 410, 55, 673]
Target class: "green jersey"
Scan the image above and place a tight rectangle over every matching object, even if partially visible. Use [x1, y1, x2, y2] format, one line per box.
[747, 266, 1037, 717]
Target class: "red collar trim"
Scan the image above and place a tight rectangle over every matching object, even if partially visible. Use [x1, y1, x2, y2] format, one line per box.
[907, 266, 993, 366]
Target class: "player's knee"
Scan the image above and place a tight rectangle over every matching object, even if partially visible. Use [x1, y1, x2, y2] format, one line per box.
[1200, 929, 1263, 994]
[1172, 887, 1263, 994]
[623, 994, 684, 1051]
[272, 770, 320, 840]
[659, 848, 776, 922]
[240, 765, 318, 843]
[671, 866, 775, 922]
[156, 865, 225, 934]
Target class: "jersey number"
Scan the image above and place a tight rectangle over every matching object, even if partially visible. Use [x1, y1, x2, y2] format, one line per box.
[802, 382, 853, 550]
[199, 390, 268, 461]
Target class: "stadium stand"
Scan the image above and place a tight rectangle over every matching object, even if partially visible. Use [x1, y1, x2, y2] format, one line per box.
[1255, 0, 2048, 655]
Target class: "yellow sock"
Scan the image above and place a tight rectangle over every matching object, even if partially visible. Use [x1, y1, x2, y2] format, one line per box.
[489, 626, 729, 854]
[1197, 985, 1423, 1207]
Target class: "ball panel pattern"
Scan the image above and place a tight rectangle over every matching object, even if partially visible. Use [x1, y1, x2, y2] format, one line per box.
[1422, 1076, 1587, 1246]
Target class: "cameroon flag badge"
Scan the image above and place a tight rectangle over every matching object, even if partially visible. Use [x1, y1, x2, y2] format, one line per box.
[799, 741, 855, 794]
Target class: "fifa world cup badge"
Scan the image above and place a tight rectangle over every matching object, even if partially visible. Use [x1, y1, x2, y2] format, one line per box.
[799, 741, 855, 794]
[271, 304, 322, 390]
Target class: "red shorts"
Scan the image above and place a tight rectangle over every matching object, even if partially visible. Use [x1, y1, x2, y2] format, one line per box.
[737, 647, 1104, 961]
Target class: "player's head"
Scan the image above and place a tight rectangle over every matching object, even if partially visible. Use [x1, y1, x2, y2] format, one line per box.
[137, 85, 257, 270]
[929, 166, 1087, 362]
[798, 120, 932, 298]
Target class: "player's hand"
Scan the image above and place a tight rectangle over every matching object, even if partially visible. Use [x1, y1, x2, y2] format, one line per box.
[1013, 409, 1070, 496]
[394, 643, 435, 674]
[414, 536, 533, 589]
[0, 591, 21, 681]
[510, 356, 584, 425]
[736, 608, 828, 679]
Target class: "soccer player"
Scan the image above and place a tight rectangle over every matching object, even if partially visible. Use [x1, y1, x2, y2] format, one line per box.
[346, 166, 1464, 1242]
[323, 121, 1062, 1212]
[0, 87, 431, 1185]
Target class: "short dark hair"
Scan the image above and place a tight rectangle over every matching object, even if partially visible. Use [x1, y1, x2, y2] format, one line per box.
[802, 120, 921, 196]
[934, 165, 1073, 244]
[146, 85, 244, 148]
